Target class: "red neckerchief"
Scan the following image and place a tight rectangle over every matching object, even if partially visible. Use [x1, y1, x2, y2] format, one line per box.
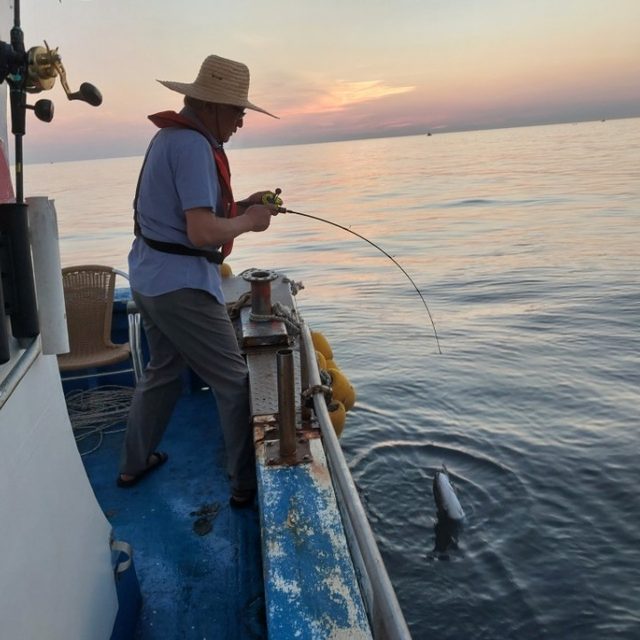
[148, 110, 237, 258]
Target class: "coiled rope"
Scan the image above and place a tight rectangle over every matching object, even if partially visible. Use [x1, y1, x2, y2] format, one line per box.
[65, 385, 134, 456]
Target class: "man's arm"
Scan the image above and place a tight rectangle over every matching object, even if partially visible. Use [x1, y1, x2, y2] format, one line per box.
[185, 204, 275, 248]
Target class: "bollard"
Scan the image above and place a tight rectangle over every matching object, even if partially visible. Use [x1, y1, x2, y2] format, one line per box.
[242, 269, 278, 318]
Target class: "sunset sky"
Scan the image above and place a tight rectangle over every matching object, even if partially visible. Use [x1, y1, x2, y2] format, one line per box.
[10, 0, 640, 162]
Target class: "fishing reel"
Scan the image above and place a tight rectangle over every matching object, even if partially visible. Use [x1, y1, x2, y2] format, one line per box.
[26, 41, 102, 109]
[262, 187, 285, 213]
[0, 37, 102, 126]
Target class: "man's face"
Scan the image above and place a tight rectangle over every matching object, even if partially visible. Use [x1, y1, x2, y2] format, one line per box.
[204, 103, 245, 143]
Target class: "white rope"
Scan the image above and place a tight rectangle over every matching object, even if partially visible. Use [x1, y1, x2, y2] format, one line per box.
[65, 385, 134, 456]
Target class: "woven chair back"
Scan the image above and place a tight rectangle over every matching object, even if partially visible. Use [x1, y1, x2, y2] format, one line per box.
[58, 265, 130, 371]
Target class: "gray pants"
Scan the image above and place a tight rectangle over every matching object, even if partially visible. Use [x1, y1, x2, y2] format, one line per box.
[120, 288, 255, 494]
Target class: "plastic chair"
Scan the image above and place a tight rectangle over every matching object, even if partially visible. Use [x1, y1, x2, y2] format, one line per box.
[58, 265, 143, 383]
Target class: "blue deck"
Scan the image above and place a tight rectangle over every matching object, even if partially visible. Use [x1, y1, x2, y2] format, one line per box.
[80, 387, 266, 639]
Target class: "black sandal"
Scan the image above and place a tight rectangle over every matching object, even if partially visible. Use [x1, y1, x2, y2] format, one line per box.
[229, 489, 256, 509]
[117, 452, 169, 488]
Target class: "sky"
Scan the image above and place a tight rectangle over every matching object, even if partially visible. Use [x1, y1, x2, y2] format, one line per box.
[7, 0, 640, 162]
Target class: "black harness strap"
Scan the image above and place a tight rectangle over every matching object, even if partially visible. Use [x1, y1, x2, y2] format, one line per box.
[133, 134, 224, 265]
[138, 235, 223, 264]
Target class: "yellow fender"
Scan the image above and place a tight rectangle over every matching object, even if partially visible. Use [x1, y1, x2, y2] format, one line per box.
[328, 367, 356, 411]
[311, 331, 333, 360]
[220, 262, 233, 278]
[328, 400, 346, 437]
[315, 350, 327, 371]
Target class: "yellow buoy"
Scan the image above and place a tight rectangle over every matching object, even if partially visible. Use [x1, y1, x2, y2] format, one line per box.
[325, 358, 338, 370]
[342, 385, 356, 412]
[328, 400, 346, 437]
[315, 350, 327, 371]
[328, 367, 356, 411]
[220, 262, 233, 278]
[311, 331, 333, 360]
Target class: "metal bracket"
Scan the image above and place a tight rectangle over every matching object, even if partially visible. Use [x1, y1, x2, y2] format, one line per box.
[264, 435, 312, 466]
[240, 306, 290, 348]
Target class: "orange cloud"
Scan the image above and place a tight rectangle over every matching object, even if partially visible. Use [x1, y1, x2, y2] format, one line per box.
[280, 80, 416, 116]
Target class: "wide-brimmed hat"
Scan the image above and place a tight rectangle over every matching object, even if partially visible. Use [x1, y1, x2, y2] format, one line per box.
[158, 55, 278, 118]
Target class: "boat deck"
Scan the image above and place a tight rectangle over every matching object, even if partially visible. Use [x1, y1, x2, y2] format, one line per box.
[81, 387, 266, 639]
[74, 274, 408, 639]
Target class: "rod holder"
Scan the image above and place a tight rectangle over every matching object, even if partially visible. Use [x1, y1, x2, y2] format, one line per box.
[277, 348, 296, 460]
[0, 202, 40, 338]
[242, 268, 278, 319]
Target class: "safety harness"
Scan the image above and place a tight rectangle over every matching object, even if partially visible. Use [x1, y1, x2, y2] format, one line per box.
[133, 110, 238, 264]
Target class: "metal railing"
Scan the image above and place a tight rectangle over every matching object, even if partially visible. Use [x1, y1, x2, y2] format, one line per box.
[299, 321, 412, 640]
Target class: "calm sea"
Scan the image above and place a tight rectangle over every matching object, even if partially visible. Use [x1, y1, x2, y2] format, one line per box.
[25, 118, 640, 639]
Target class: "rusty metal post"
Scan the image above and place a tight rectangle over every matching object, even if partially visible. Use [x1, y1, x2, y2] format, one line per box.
[277, 348, 296, 459]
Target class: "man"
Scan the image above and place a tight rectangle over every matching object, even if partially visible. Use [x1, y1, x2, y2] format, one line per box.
[118, 55, 278, 507]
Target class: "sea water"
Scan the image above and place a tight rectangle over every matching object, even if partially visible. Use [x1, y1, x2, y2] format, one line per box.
[25, 118, 640, 639]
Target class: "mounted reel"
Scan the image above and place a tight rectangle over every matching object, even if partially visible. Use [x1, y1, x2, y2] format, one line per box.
[0, 38, 102, 124]
[24, 40, 102, 122]
[27, 41, 102, 104]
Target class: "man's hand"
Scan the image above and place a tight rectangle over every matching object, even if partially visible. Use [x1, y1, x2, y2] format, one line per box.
[245, 203, 278, 232]
[237, 191, 282, 214]
[245, 191, 272, 205]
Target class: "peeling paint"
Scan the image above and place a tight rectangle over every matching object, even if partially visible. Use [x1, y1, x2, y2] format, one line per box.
[258, 435, 372, 639]
[266, 538, 285, 559]
[271, 569, 302, 598]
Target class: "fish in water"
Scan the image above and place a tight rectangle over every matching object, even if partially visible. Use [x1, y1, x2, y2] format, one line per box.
[433, 464, 465, 522]
[430, 465, 465, 558]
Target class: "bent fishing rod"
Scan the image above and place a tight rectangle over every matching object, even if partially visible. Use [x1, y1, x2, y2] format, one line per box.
[263, 189, 442, 354]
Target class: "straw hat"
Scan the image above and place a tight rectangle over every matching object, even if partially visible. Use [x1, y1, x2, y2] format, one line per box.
[158, 55, 278, 118]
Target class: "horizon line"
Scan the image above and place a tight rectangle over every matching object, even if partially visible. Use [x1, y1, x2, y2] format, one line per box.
[20, 113, 640, 166]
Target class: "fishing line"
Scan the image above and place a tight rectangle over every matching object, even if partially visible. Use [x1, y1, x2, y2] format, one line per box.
[278, 206, 442, 354]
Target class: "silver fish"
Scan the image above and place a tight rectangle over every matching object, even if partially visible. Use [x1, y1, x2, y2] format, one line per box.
[433, 464, 465, 522]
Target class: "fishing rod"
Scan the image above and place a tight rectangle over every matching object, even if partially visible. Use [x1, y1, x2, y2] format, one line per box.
[263, 189, 442, 354]
[0, 0, 102, 361]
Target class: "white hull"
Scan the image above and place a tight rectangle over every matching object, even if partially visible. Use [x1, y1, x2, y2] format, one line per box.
[0, 343, 118, 639]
